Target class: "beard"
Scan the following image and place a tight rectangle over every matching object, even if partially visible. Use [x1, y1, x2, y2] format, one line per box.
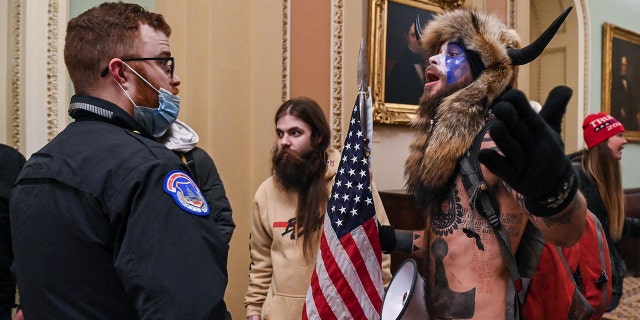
[406, 73, 480, 207]
[417, 71, 473, 121]
[272, 144, 326, 192]
[131, 68, 160, 108]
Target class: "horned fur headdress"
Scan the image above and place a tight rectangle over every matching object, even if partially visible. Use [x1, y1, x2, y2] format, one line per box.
[405, 7, 572, 205]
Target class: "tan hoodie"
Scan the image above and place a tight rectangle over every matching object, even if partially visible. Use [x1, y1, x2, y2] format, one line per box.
[245, 148, 392, 319]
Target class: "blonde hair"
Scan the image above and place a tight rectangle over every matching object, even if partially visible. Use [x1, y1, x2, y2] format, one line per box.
[582, 143, 625, 240]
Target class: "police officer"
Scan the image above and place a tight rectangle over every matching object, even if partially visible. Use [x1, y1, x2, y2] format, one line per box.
[0, 144, 25, 320]
[10, 3, 231, 319]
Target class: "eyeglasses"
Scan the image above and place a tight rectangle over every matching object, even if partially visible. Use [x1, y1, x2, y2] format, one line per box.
[100, 57, 175, 78]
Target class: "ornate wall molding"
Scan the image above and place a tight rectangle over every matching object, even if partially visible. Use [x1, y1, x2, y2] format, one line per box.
[330, 0, 344, 150]
[577, 0, 590, 115]
[10, 0, 22, 150]
[281, 0, 290, 102]
[530, 0, 542, 99]
[47, 0, 60, 141]
[508, 0, 515, 29]
[7, 0, 67, 155]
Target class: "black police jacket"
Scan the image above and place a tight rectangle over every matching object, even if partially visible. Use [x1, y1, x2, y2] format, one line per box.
[10, 95, 231, 319]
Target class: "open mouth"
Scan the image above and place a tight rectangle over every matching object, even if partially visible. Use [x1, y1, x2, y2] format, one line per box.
[426, 69, 440, 84]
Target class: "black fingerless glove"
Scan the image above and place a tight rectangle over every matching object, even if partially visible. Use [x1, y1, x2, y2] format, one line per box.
[478, 87, 578, 217]
[379, 224, 396, 254]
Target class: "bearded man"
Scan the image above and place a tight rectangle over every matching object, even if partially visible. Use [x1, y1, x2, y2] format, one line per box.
[244, 97, 392, 320]
[380, 7, 592, 320]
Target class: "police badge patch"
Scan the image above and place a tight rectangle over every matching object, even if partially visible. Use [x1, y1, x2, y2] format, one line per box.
[163, 170, 210, 216]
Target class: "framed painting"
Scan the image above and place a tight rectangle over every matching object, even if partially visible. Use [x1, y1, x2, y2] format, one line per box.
[602, 23, 640, 142]
[367, 0, 443, 125]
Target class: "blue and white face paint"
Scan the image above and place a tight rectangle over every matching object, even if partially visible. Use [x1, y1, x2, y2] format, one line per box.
[431, 41, 472, 85]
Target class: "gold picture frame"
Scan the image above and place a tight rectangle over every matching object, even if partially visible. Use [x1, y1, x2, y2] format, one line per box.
[367, 0, 443, 125]
[602, 23, 640, 142]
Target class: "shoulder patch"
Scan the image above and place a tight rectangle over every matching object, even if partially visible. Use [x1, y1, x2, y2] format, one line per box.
[163, 170, 210, 216]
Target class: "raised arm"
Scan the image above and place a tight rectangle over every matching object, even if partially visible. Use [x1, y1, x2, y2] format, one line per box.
[478, 87, 585, 246]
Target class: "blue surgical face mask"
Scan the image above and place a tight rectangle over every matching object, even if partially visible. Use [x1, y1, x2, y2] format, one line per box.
[116, 62, 180, 137]
[133, 88, 180, 137]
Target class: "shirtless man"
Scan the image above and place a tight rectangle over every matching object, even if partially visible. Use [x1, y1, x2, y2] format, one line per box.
[381, 8, 586, 319]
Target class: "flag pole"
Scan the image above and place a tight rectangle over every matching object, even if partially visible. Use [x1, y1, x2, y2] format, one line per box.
[357, 38, 373, 163]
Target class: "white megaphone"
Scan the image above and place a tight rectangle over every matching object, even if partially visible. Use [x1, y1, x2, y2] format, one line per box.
[381, 258, 429, 319]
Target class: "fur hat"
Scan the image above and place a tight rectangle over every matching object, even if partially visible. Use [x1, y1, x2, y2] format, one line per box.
[405, 8, 572, 204]
[421, 9, 521, 90]
[406, 9, 521, 201]
[582, 112, 625, 149]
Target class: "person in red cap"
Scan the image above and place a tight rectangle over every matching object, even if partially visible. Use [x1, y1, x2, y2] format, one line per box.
[569, 112, 634, 311]
[582, 112, 626, 156]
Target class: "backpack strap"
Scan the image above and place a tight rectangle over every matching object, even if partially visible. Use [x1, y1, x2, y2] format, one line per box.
[592, 216, 610, 314]
[459, 120, 526, 320]
[554, 215, 609, 316]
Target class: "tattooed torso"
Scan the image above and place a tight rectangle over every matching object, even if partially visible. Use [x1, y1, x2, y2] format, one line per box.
[416, 131, 586, 319]
[423, 172, 528, 320]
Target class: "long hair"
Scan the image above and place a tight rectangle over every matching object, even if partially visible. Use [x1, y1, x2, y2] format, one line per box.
[275, 97, 331, 261]
[582, 143, 625, 240]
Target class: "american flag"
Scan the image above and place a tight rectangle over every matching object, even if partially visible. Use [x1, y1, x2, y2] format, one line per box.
[302, 97, 384, 319]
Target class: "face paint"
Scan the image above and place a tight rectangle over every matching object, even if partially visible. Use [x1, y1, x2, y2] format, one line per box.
[444, 42, 471, 85]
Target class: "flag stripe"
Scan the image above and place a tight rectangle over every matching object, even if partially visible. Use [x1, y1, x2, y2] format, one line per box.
[306, 266, 338, 320]
[322, 222, 367, 319]
[348, 219, 384, 309]
[358, 219, 384, 290]
[340, 231, 381, 318]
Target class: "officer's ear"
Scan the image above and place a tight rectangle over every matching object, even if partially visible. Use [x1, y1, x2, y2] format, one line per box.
[102, 58, 129, 83]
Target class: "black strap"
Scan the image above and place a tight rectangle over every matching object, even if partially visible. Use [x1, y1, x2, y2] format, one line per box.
[555, 215, 609, 316]
[459, 120, 525, 320]
[460, 121, 501, 228]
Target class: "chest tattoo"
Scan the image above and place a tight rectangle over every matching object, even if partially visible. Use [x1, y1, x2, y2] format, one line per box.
[428, 238, 476, 318]
[432, 188, 465, 236]
[462, 227, 484, 251]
